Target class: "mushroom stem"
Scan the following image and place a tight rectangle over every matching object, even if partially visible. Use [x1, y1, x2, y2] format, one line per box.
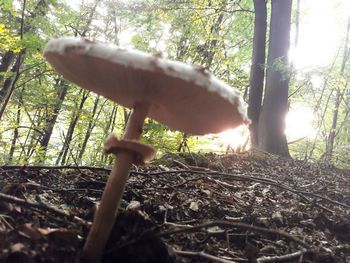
[83, 101, 150, 263]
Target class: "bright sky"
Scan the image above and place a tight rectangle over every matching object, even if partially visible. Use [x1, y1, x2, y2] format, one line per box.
[292, 0, 350, 69]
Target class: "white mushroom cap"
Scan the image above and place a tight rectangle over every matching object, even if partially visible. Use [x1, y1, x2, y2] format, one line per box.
[44, 37, 249, 135]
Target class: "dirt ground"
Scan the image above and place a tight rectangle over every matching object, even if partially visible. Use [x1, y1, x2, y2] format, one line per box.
[0, 151, 349, 262]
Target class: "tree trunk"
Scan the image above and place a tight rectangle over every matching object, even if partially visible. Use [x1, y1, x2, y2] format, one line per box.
[257, 0, 292, 157]
[19, 109, 40, 161]
[324, 15, 350, 162]
[39, 79, 68, 158]
[100, 104, 118, 163]
[26, 110, 45, 160]
[56, 90, 89, 165]
[248, 0, 267, 148]
[204, 11, 224, 68]
[177, 133, 190, 152]
[290, 0, 301, 69]
[8, 102, 22, 162]
[325, 90, 342, 162]
[0, 51, 16, 85]
[108, 105, 118, 135]
[123, 108, 130, 131]
[77, 96, 103, 163]
[0, 52, 25, 120]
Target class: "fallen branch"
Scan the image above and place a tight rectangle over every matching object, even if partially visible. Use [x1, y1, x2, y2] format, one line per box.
[206, 175, 335, 214]
[156, 220, 310, 248]
[4, 182, 104, 196]
[208, 172, 350, 210]
[257, 249, 308, 262]
[0, 165, 111, 172]
[0, 192, 88, 226]
[174, 249, 235, 263]
[118, 220, 310, 250]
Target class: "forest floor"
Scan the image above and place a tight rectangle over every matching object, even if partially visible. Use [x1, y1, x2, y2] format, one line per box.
[0, 151, 349, 263]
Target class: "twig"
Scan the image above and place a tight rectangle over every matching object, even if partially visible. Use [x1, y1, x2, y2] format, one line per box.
[174, 249, 235, 263]
[207, 175, 336, 213]
[131, 169, 191, 176]
[155, 220, 310, 248]
[21, 181, 103, 194]
[59, 130, 83, 174]
[288, 136, 307, 145]
[0, 214, 14, 230]
[173, 159, 213, 172]
[150, 177, 204, 191]
[219, 248, 249, 262]
[257, 249, 308, 262]
[208, 172, 350, 210]
[0, 192, 88, 226]
[118, 220, 309, 250]
[300, 191, 350, 209]
[173, 159, 190, 169]
[0, 165, 111, 172]
[0, 165, 186, 175]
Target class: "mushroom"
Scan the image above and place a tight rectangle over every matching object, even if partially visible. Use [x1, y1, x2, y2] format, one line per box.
[44, 37, 249, 262]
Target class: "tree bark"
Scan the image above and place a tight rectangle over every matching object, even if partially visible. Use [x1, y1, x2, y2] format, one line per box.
[324, 15, 350, 162]
[39, 79, 68, 156]
[203, 11, 224, 68]
[325, 90, 342, 162]
[18, 109, 40, 161]
[108, 105, 118, 135]
[248, 0, 267, 148]
[100, 104, 118, 164]
[56, 90, 89, 165]
[8, 102, 22, 162]
[0, 51, 16, 85]
[77, 96, 105, 163]
[290, 0, 300, 69]
[123, 108, 130, 131]
[0, 51, 25, 120]
[257, 0, 292, 157]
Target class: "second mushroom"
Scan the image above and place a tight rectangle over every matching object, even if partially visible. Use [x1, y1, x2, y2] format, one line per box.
[44, 37, 249, 263]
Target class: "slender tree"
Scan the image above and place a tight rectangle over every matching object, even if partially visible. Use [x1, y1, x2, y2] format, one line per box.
[77, 96, 107, 163]
[100, 104, 118, 164]
[38, 78, 68, 158]
[324, 15, 350, 162]
[248, 0, 267, 148]
[0, 53, 24, 120]
[8, 98, 22, 161]
[56, 89, 89, 165]
[257, 0, 292, 157]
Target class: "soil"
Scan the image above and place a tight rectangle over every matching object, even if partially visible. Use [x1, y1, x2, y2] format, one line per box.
[0, 151, 349, 262]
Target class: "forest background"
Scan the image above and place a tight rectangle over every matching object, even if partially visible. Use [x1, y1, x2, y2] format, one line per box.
[0, 0, 349, 168]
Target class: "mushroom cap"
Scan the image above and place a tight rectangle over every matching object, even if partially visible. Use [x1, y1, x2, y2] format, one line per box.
[44, 37, 249, 135]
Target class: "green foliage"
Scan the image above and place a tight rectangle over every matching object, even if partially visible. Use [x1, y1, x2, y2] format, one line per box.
[0, 23, 21, 51]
